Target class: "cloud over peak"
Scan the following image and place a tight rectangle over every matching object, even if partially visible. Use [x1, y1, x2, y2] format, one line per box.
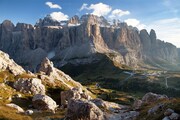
[45, 2, 61, 9]
[125, 19, 146, 30]
[109, 9, 130, 19]
[50, 12, 69, 21]
[80, 3, 112, 16]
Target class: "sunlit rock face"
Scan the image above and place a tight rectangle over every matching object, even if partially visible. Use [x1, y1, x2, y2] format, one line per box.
[0, 14, 179, 71]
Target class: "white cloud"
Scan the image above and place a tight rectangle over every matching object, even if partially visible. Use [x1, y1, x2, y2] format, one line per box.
[50, 12, 69, 21]
[109, 9, 130, 19]
[125, 19, 146, 30]
[146, 18, 180, 47]
[80, 3, 112, 16]
[46, 2, 61, 9]
[79, 3, 88, 11]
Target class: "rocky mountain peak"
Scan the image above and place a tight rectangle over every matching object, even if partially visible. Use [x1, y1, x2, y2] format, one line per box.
[80, 14, 109, 26]
[35, 15, 60, 27]
[15, 23, 34, 31]
[68, 15, 80, 25]
[1, 20, 14, 31]
[150, 29, 157, 43]
[139, 29, 152, 52]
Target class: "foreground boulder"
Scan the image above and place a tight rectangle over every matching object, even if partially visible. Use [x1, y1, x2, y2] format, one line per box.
[61, 87, 91, 106]
[142, 92, 168, 103]
[32, 94, 58, 112]
[14, 78, 45, 95]
[91, 98, 128, 113]
[6, 103, 24, 113]
[66, 99, 105, 120]
[164, 108, 175, 116]
[169, 113, 179, 120]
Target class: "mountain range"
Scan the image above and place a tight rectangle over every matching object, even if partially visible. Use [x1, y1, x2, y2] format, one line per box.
[0, 14, 179, 72]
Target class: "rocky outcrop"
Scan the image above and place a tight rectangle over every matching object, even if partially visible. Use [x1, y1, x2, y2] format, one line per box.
[66, 98, 139, 120]
[66, 98, 105, 120]
[164, 109, 175, 116]
[0, 50, 25, 75]
[169, 113, 179, 120]
[32, 94, 58, 112]
[14, 78, 45, 95]
[163, 109, 180, 120]
[38, 58, 88, 89]
[38, 57, 54, 76]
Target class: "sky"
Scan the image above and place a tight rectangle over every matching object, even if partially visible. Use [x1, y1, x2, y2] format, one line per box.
[0, 0, 180, 47]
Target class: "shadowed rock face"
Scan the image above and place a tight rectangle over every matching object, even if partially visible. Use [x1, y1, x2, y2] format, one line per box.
[0, 14, 179, 71]
[140, 29, 178, 63]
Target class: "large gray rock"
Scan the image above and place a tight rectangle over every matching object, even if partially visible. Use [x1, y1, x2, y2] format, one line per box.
[66, 99, 105, 120]
[169, 113, 179, 120]
[91, 98, 128, 113]
[164, 108, 174, 116]
[32, 94, 58, 112]
[142, 92, 168, 103]
[162, 116, 170, 120]
[14, 78, 45, 95]
[38, 57, 54, 76]
[61, 87, 90, 106]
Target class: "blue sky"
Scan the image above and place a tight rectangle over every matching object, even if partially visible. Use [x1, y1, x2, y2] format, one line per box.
[0, 0, 180, 47]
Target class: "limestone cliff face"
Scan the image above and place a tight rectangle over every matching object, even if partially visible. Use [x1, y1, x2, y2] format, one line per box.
[100, 23, 142, 67]
[0, 14, 179, 71]
[68, 15, 80, 25]
[140, 29, 178, 63]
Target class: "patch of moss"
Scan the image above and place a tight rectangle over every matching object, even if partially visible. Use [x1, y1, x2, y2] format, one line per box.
[0, 71, 15, 83]
[0, 105, 32, 120]
[15, 73, 35, 80]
